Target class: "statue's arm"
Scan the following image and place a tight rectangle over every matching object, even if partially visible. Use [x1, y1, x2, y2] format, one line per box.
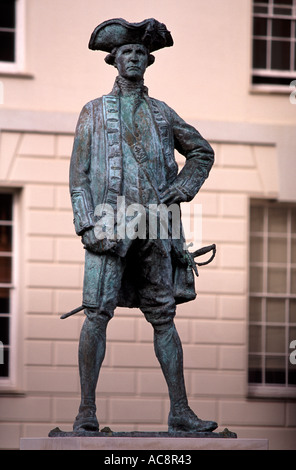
[69, 103, 95, 236]
[162, 107, 214, 204]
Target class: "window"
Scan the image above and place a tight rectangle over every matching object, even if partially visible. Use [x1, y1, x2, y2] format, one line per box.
[0, 0, 25, 73]
[0, 193, 14, 379]
[0, 191, 20, 389]
[252, 0, 296, 88]
[248, 200, 296, 398]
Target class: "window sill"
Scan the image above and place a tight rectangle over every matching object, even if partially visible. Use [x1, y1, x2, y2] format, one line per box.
[0, 389, 26, 397]
[0, 379, 25, 396]
[248, 384, 296, 400]
[0, 71, 34, 80]
[249, 85, 292, 95]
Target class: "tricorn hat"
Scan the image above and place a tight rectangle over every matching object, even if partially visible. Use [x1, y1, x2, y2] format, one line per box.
[88, 18, 173, 53]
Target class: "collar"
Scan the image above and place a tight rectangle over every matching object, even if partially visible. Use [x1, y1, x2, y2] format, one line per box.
[111, 76, 149, 97]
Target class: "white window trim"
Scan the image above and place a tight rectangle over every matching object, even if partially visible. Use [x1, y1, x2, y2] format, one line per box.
[251, 0, 296, 93]
[0, 0, 25, 74]
[248, 200, 296, 399]
[0, 189, 23, 392]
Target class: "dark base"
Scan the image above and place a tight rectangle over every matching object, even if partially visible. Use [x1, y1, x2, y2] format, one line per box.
[48, 427, 237, 439]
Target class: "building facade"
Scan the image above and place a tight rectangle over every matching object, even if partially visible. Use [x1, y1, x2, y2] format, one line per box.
[0, 0, 295, 449]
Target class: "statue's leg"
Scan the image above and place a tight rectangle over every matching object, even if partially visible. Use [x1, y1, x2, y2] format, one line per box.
[73, 251, 124, 432]
[73, 309, 111, 432]
[152, 318, 187, 411]
[137, 239, 218, 433]
[151, 318, 218, 433]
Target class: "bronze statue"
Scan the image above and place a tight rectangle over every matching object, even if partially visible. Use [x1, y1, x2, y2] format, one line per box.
[67, 18, 216, 434]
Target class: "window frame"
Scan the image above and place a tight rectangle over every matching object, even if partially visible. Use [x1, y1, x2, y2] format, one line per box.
[0, 0, 25, 74]
[0, 189, 22, 392]
[248, 199, 296, 400]
[251, 0, 296, 92]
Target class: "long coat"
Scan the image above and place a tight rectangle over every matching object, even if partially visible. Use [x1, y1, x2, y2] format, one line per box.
[69, 81, 214, 307]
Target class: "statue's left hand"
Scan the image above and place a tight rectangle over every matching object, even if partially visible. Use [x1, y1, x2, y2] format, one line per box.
[159, 186, 187, 205]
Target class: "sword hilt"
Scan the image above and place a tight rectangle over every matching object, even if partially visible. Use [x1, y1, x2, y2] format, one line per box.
[191, 243, 216, 266]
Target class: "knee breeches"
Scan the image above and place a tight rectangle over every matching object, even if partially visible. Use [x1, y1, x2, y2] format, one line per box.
[82, 239, 176, 324]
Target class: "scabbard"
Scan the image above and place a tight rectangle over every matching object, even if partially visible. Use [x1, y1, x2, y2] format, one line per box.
[60, 305, 84, 320]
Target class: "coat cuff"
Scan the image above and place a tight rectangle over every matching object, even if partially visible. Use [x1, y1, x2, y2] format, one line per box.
[71, 190, 94, 235]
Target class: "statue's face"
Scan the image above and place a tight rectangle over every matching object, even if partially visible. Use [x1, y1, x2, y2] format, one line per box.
[114, 43, 149, 81]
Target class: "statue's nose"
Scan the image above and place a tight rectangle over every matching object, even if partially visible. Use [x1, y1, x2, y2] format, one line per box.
[130, 51, 139, 62]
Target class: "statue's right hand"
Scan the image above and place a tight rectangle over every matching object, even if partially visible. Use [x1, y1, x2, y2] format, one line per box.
[81, 227, 118, 254]
[81, 227, 99, 251]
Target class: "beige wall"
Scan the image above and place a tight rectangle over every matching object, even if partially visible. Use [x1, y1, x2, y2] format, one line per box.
[2, 0, 295, 199]
[1, 0, 295, 125]
[0, 0, 296, 450]
[1, 130, 295, 450]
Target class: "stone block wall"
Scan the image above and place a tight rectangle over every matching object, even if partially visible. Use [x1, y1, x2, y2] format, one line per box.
[1, 129, 295, 450]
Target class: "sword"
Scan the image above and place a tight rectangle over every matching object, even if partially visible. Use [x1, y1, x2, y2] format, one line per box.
[191, 243, 216, 266]
[183, 243, 216, 277]
[60, 245, 216, 319]
[60, 305, 84, 320]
